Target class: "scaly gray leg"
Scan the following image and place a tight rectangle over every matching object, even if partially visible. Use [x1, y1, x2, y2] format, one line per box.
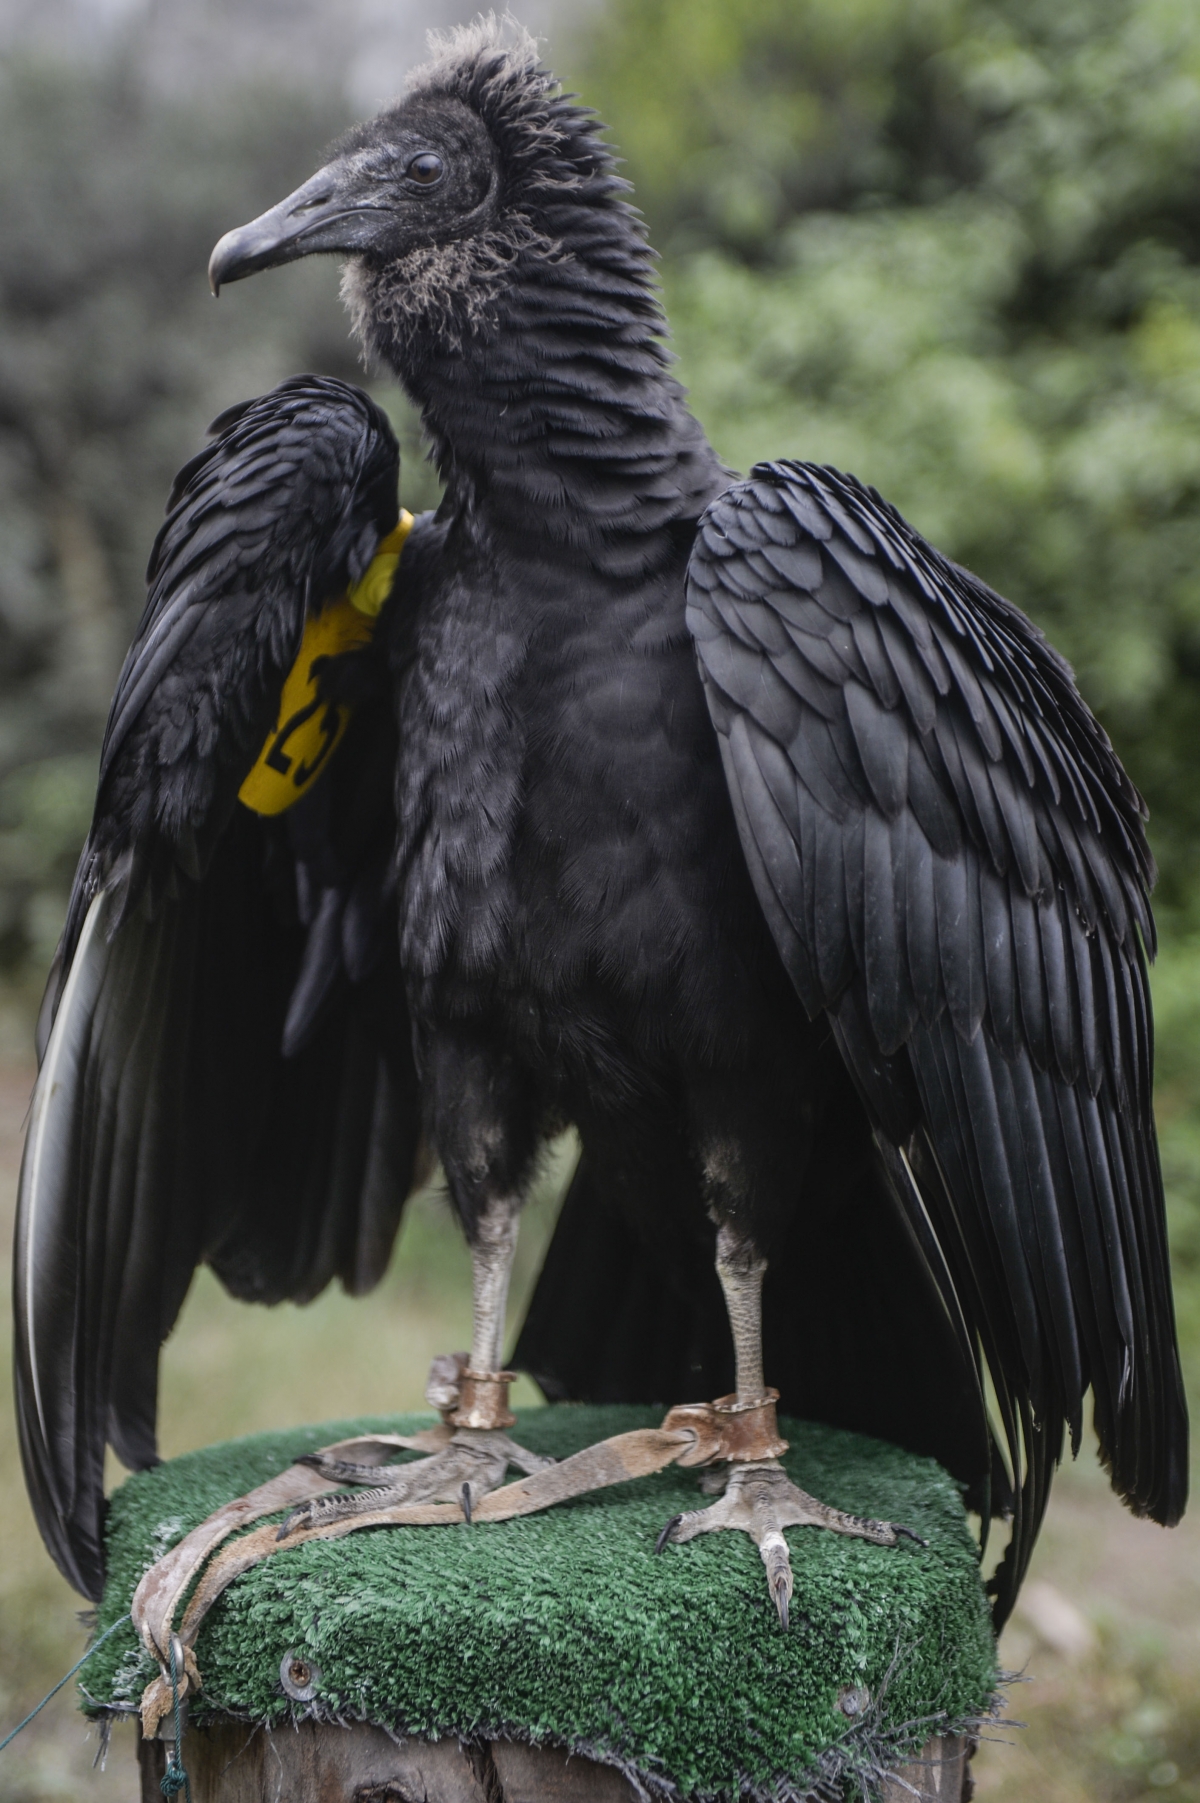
[279, 1196, 552, 1538]
[655, 1225, 924, 1628]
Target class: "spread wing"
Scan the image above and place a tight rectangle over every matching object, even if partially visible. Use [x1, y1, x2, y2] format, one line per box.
[685, 460, 1188, 1622]
[15, 375, 425, 1600]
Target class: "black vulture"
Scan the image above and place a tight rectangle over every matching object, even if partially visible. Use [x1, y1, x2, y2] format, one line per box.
[16, 22, 1186, 1630]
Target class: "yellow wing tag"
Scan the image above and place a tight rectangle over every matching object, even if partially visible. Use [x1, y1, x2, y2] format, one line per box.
[238, 511, 413, 817]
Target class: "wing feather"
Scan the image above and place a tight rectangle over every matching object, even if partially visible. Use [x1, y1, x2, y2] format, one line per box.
[687, 460, 1187, 1625]
[15, 376, 425, 1599]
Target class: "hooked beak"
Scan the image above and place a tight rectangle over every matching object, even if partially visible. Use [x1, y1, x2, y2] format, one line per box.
[208, 160, 389, 295]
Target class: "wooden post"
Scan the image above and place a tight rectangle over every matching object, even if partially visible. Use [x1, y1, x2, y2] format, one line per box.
[138, 1719, 975, 1802]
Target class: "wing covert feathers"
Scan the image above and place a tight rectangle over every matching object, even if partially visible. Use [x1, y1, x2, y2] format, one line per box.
[63, 374, 400, 973]
[687, 461, 1187, 1624]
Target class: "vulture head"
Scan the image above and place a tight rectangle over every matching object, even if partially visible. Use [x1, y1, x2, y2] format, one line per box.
[209, 22, 661, 381]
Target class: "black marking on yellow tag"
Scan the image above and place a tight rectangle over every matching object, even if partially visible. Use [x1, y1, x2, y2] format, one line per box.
[237, 512, 412, 818]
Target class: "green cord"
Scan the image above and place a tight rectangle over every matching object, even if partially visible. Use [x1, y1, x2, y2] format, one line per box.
[159, 1636, 191, 1800]
[0, 1614, 132, 1756]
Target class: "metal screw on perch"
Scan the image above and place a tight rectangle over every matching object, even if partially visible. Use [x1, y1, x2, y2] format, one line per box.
[280, 1654, 321, 1704]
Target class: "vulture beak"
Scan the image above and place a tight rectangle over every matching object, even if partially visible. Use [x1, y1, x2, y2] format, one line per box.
[208, 160, 386, 294]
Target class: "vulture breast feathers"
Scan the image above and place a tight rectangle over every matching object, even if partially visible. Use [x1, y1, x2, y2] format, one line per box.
[14, 375, 426, 1601]
[685, 461, 1187, 1604]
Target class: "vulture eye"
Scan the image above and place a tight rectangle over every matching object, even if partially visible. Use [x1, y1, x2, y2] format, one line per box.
[406, 153, 444, 186]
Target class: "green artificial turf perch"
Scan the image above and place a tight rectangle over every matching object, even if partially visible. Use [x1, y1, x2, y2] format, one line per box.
[87, 1406, 998, 1802]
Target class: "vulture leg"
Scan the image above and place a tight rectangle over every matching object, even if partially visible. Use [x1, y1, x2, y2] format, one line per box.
[656, 1226, 924, 1630]
[279, 1195, 553, 1539]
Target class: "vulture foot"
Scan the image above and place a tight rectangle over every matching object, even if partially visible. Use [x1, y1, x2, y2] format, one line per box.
[654, 1460, 926, 1631]
[278, 1428, 554, 1538]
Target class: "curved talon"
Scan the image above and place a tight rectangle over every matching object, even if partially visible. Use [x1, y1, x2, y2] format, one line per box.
[276, 1504, 309, 1542]
[758, 1529, 793, 1632]
[461, 1482, 473, 1524]
[857, 1516, 924, 1548]
[654, 1513, 683, 1554]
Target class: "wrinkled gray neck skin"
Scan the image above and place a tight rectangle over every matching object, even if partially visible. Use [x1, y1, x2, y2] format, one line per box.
[339, 88, 724, 554]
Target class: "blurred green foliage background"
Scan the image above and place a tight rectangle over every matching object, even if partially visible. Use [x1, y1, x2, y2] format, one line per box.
[2, 1, 1200, 1798]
